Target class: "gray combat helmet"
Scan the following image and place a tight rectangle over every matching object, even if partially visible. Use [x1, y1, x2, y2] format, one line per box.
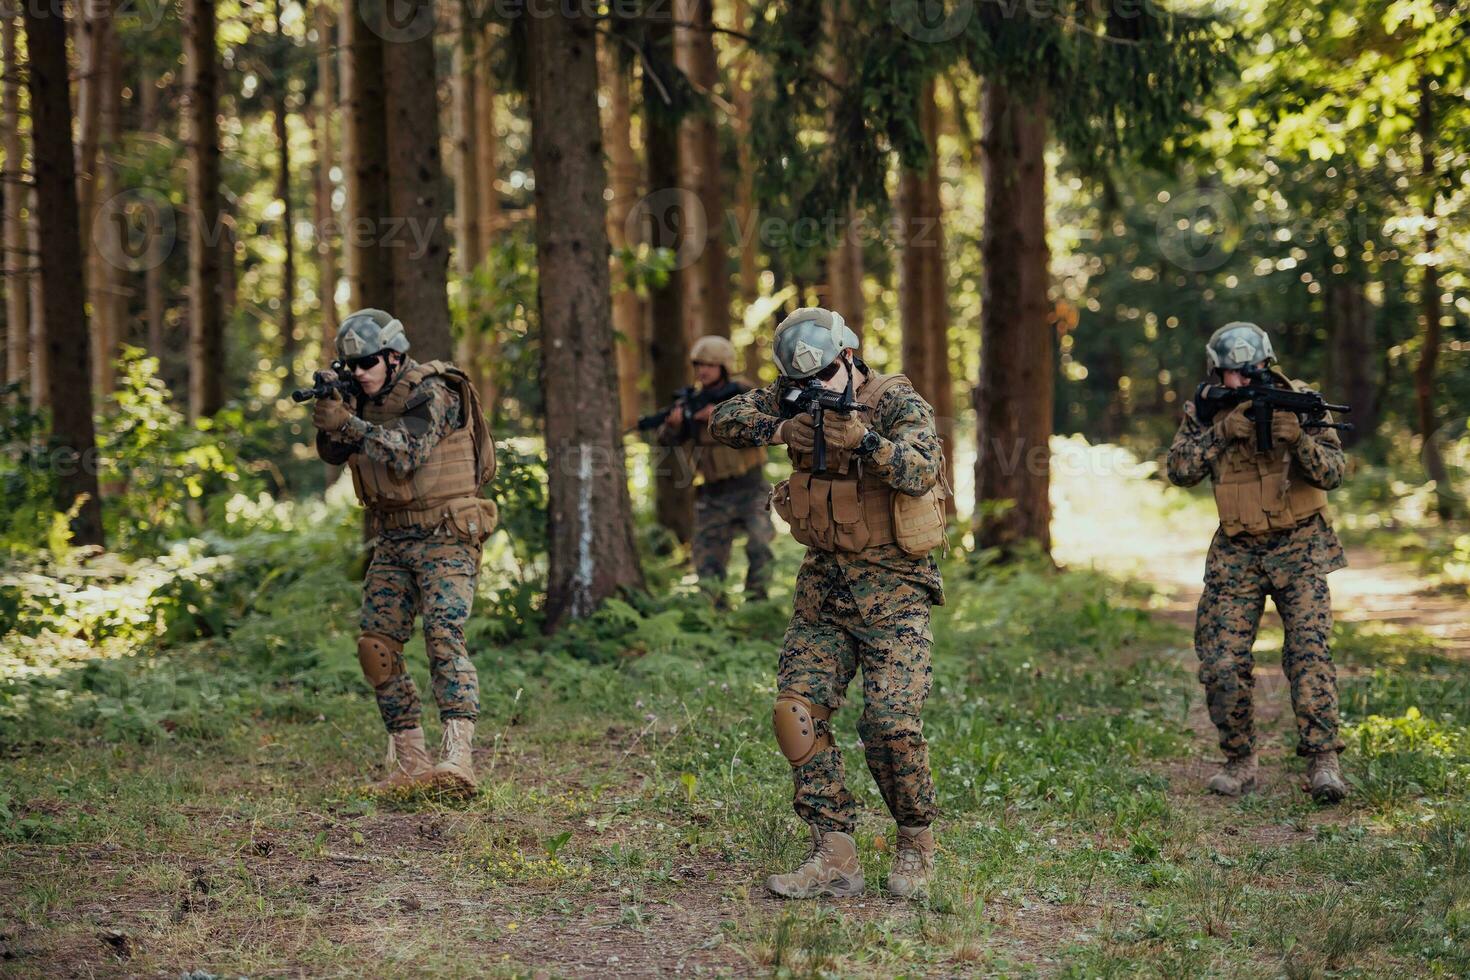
[1206, 321, 1275, 373]
[336, 308, 411, 360]
[773, 307, 860, 379]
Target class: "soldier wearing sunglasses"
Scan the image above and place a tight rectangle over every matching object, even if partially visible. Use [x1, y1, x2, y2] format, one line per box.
[312, 309, 498, 797]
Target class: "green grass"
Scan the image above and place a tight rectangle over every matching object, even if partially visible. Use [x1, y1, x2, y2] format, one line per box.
[3, 502, 1470, 976]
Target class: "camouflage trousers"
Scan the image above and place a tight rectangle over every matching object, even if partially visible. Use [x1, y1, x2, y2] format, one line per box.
[1194, 517, 1346, 759]
[778, 572, 937, 833]
[360, 532, 482, 732]
[693, 474, 775, 598]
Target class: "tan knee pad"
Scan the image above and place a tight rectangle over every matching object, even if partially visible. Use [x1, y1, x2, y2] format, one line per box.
[357, 633, 405, 686]
[773, 693, 833, 767]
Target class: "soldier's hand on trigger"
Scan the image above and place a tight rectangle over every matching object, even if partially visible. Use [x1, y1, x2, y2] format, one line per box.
[777, 414, 817, 453]
[1272, 410, 1303, 447]
[823, 412, 867, 451]
[1215, 404, 1252, 444]
[312, 387, 352, 433]
[667, 404, 684, 428]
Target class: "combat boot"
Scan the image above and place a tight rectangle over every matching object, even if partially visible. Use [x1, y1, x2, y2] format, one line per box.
[1307, 751, 1348, 803]
[886, 825, 935, 899]
[431, 717, 477, 794]
[766, 826, 864, 899]
[371, 727, 435, 794]
[1206, 753, 1258, 797]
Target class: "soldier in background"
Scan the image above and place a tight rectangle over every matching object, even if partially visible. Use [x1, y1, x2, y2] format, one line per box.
[312, 309, 498, 795]
[711, 308, 949, 899]
[656, 336, 774, 604]
[1167, 321, 1350, 803]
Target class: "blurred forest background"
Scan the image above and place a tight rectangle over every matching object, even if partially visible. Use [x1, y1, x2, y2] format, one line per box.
[1, 0, 1467, 612]
[5, 2, 1470, 973]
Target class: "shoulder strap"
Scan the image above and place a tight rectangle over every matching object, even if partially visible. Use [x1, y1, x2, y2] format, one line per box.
[857, 372, 914, 411]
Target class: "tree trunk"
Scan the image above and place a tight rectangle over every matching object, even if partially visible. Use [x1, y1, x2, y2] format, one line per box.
[139, 64, 167, 360]
[74, 0, 110, 261]
[185, 0, 223, 419]
[731, 0, 760, 374]
[27, 189, 45, 409]
[899, 81, 955, 514]
[1412, 72, 1457, 519]
[380, 0, 452, 360]
[473, 24, 499, 410]
[525, 5, 644, 630]
[273, 0, 297, 373]
[975, 80, 1051, 556]
[25, 0, 104, 545]
[313, 1, 339, 354]
[675, 0, 729, 340]
[645, 10, 694, 542]
[342, 0, 392, 311]
[451, 0, 482, 393]
[3, 0, 28, 390]
[1324, 272, 1375, 448]
[601, 35, 643, 431]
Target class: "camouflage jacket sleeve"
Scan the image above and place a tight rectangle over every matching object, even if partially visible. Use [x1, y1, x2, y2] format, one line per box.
[709, 383, 782, 447]
[1291, 419, 1345, 490]
[863, 384, 941, 496]
[339, 377, 461, 478]
[1166, 400, 1226, 488]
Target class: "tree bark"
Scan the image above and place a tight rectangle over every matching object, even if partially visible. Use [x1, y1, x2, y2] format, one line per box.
[731, 0, 760, 374]
[525, 5, 645, 631]
[601, 35, 644, 432]
[1324, 272, 1375, 449]
[645, 9, 694, 542]
[342, 0, 392, 311]
[975, 80, 1051, 556]
[313, 1, 339, 353]
[273, 0, 297, 373]
[24, 0, 103, 545]
[185, 0, 223, 419]
[675, 0, 729, 340]
[139, 64, 167, 360]
[380, 0, 452, 360]
[74, 0, 110, 262]
[1413, 73, 1455, 518]
[451, 0, 482, 392]
[3, 0, 28, 390]
[473, 24, 499, 410]
[27, 189, 45, 409]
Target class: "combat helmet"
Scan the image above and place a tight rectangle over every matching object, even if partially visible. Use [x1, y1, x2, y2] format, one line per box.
[336, 308, 411, 361]
[1205, 321, 1275, 373]
[772, 307, 859, 379]
[690, 335, 737, 375]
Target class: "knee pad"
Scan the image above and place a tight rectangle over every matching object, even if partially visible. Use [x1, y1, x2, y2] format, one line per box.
[357, 633, 405, 686]
[773, 693, 833, 767]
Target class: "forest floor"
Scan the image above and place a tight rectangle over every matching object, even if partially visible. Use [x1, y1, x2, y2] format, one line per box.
[4, 439, 1470, 977]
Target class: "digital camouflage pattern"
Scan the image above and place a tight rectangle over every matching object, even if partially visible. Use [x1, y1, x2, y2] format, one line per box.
[1169, 396, 1348, 760]
[315, 370, 482, 732]
[710, 374, 944, 832]
[361, 534, 482, 731]
[319, 372, 462, 479]
[692, 472, 775, 598]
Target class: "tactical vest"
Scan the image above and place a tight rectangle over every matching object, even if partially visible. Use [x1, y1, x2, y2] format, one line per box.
[348, 360, 498, 537]
[770, 373, 948, 556]
[1212, 377, 1330, 537]
[694, 419, 765, 484]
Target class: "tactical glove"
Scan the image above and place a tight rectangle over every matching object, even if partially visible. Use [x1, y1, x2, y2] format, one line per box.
[1214, 404, 1252, 444]
[777, 415, 816, 453]
[312, 391, 353, 433]
[823, 413, 868, 451]
[1272, 411, 1303, 447]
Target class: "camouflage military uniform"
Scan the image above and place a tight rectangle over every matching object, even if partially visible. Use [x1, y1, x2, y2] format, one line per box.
[657, 381, 775, 598]
[319, 374, 481, 731]
[710, 378, 944, 833]
[1168, 398, 1347, 758]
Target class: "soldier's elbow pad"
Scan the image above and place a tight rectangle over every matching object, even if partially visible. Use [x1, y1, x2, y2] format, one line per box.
[773, 693, 833, 767]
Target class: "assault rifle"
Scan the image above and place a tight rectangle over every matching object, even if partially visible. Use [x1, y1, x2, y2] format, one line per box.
[1195, 366, 1353, 453]
[636, 380, 744, 436]
[779, 370, 864, 473]
[292, 364, 361, 403]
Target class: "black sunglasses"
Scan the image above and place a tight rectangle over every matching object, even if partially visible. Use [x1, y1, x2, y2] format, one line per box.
[813, 358, 845, 382]
[344, 353, 383, 372]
